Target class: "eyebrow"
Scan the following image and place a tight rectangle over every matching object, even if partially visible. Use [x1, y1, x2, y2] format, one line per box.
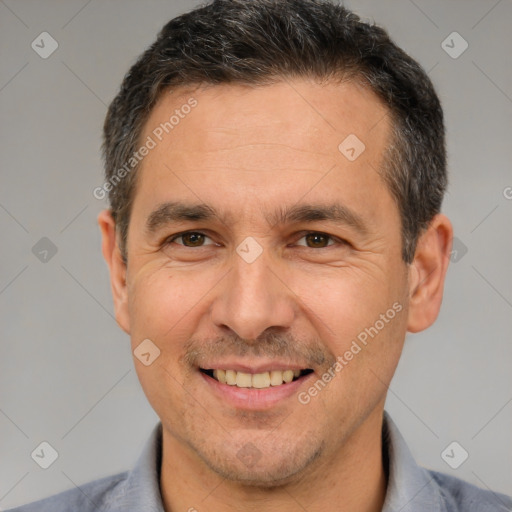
[146, 202, 220, 234]
[268, 203, 368, 234]
[145, 201, 369, 235]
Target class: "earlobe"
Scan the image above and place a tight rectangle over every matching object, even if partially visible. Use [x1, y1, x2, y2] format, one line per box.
[97, 210, 131, 334]
[406, 214, 453, 333]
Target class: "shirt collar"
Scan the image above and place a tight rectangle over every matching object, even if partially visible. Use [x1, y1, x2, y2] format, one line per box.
[382, 411, 446, 511]
[106, 422, 165, 512]
[106, 413, 445, 512]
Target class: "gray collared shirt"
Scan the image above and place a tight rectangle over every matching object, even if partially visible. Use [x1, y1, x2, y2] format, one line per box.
[8, 413, 512, 511]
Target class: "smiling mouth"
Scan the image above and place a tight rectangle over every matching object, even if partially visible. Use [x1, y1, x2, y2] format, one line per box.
[200, 368, 314, 389]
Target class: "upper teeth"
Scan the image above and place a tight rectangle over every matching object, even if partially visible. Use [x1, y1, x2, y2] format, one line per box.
[212, 369, 301, 388]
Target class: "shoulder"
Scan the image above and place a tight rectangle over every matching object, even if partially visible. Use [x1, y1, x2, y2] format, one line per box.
[382, 412, 511, 512]
[6, 471, 129, 512]
[428, 469, 512, 511]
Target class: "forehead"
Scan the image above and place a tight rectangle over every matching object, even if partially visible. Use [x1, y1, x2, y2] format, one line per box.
[133, 79, 396, 230]
[143, 79, 389, 156]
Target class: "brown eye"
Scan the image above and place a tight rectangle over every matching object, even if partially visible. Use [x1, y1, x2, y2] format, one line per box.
[170, 232, 214, 247]
[296, 232, 336, 248]
[182, 233, 205, 246]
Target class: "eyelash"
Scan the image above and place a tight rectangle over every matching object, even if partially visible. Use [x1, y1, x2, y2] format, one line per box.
[165, 231, 346, 249]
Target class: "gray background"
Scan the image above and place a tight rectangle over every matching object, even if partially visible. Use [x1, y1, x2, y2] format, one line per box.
[1, 0, 511, 508]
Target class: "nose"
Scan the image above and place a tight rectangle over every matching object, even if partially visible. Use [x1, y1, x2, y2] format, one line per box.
[210, 250, 296, 341]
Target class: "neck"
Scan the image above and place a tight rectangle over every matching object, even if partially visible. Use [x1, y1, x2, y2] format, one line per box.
[160, 408, 387, 512]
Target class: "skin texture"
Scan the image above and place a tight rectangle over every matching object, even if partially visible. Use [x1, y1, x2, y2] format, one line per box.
[99, 79, 453, 511]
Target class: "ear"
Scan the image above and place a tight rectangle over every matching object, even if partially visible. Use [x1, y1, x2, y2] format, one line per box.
[407, 214, 453, 333]
[98, 210, 131, 334]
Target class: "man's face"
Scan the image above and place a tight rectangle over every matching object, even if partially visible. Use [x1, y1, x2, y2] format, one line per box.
[117, 80, 412, 484]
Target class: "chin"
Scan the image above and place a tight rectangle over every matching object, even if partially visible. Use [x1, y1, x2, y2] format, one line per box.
[196, 440, 324, 488]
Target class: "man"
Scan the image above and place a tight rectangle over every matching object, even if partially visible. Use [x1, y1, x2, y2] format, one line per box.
[9, 0, 512, 510]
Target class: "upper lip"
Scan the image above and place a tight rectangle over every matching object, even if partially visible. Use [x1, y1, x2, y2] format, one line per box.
[198, 360, 313, 374]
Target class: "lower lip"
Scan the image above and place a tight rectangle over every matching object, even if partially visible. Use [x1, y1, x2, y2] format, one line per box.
[200, 371, 314, 410]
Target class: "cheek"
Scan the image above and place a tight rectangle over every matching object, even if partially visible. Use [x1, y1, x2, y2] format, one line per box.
[306, 289, 406, 429]
[291, 265, 407, 406]
[127, 269, 202, 419]
[291, 266, 400, 349]
[127, 267, 207, 342]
